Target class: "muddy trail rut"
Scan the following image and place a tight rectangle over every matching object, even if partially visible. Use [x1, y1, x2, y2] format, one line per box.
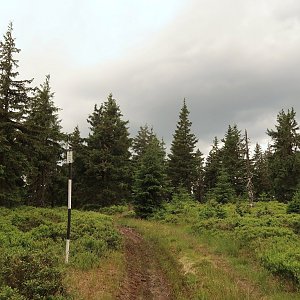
[117, 227, 173, 300]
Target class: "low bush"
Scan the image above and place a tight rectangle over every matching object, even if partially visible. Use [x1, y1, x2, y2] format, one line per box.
[0, 249, 64, 299]
[235, 225, 294, 245]
[81, 203, 102, 211]
[155, 200, 300, 286]
[286, 215, 300, 234]
[287, 190, 300, 214]
[0, 206, 121, 299]
[0, 286, 26, 300]
[98, 205, 129, 215]
[235, 202, 251, 216]
[258, 236, 300, 283]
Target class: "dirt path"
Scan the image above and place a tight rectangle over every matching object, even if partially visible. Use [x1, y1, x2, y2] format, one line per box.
[116, 227, 173, 300]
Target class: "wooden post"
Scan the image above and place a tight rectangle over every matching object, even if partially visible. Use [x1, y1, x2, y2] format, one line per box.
[65, 149, 73, 263]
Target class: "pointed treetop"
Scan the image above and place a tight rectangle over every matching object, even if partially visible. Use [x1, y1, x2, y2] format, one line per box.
[168, 98, 198, 192]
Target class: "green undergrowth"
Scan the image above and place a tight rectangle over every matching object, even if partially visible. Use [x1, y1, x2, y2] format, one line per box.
[0, 206, 121, 300]
[118, 214, 300, 299]
[118, 218, 265, 299]
[149, 199, 300, 298]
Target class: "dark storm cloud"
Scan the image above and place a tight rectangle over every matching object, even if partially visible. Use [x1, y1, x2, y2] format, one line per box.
[42, 0, 300, 155]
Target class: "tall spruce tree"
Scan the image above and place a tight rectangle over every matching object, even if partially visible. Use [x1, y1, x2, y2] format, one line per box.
[193, 149, 205, 202]
[0, 23, 33, 205]
[133, 135, 169, 218]
[131, 124, 156, 194]
[132, 124, 155, 162]
[168, 99, 198, 193]
[204, 137, 222, 194]
[25, 75, 64, 206]
[252, 143, 273, 199]
[267, 108, 300, 201]
[85, 94, 131, 206]
[221, 124, 246, 196]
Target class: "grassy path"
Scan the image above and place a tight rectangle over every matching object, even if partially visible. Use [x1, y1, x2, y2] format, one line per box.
[117, 217, 300, 300]
[116, 226, 173, 299]
[67, 215, 300, 299]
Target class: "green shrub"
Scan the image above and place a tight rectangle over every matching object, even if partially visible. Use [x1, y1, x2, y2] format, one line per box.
[286, 215, 300, 234]
[191, 217, 239, 233]
[11, 212, 45, 232]
[199, 201, 227, 219]
[253, 201, 286, 215]
[30, 223, 65, 241]
[235, 202, 250, 217]
[287, 190, 300, 214]
[10, 208, 63, 232]
[235, 226, 294, 245]
[258, 236, 300, 284]
[98, 205, 128, 215]
[0, 249, 64, 299]
[81, 203, 102, 211]
[258, 192, 272, 202]
[152, 197, 201, 224]
[71, 212, 121, 250]
[0, 286, 25, 300]
[172, 189, 194, 203]
[255, 205, 274, 217]
[0, 206, 122, 299]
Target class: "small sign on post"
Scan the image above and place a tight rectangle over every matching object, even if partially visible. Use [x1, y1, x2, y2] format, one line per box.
[65, 149, 73, 263]
[66, 150, 73, 164]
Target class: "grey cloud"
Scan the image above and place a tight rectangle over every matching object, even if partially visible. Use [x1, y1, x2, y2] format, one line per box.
[19, 0, 300, 156]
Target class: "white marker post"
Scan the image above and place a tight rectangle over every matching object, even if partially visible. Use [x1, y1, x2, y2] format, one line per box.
[65, 149, 73, 263]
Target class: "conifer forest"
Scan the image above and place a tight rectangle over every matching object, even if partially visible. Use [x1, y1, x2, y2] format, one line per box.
[2, 24, 300, 300]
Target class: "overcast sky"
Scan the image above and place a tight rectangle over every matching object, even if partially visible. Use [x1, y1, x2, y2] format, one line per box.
[1, 0, 300, 156]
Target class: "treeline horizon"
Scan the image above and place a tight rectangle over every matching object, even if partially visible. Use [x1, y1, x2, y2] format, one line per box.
[1, 24, 300, 215]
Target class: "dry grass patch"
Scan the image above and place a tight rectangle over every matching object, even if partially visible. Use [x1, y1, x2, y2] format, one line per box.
[65, 251, 124, 300]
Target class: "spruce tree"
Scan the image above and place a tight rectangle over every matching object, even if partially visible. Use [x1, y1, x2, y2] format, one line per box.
[210, 167, 235, 204]
[132, 124, 155, 162]
[204, 137, 222, 194]
[267, 108, 300, 201]
[131, 124, 157, 198]
[0, 23, 33, 205]
[133, 135, 169, 218]
[221, 124, 246, 196]
[252, 143, 273, 199]
[25, 75, 64, 206]
[193, 149, 205, 202]
[85, 94, 131, 206]
[168, 99, 198, 193]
